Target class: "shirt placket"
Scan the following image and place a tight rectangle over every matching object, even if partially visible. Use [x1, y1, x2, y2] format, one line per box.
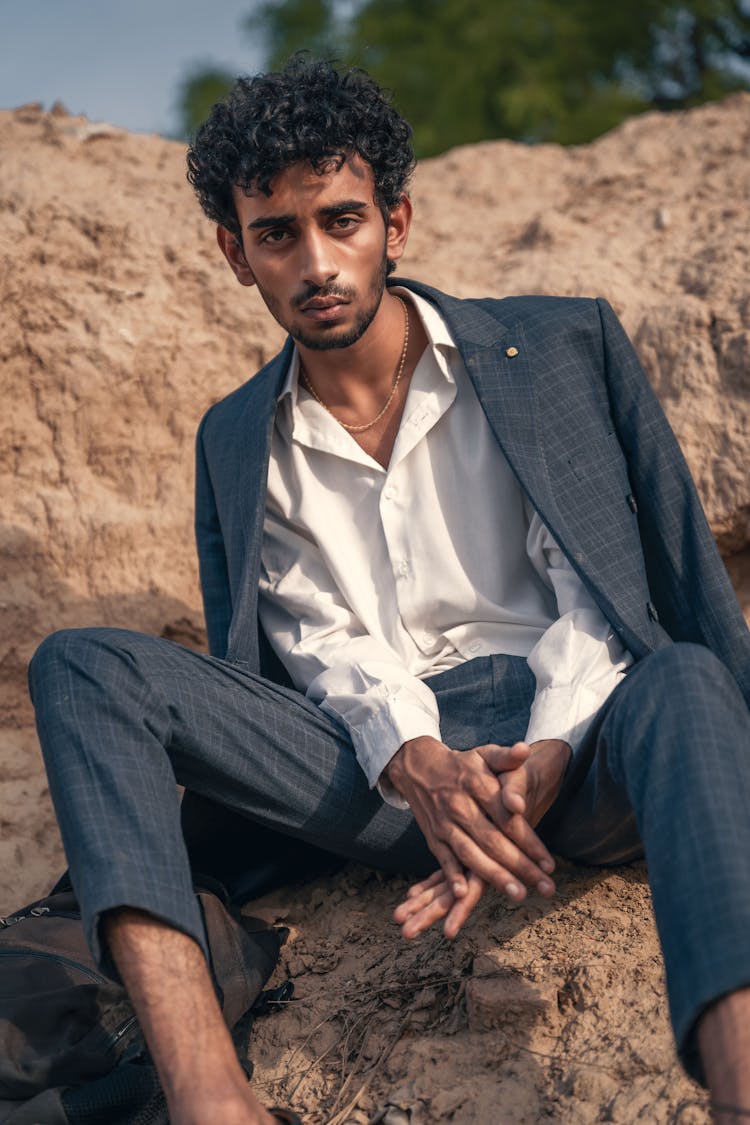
[379, 358, 455, 656]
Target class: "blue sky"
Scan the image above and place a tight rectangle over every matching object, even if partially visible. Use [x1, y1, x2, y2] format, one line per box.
[0, 0, 266, 136]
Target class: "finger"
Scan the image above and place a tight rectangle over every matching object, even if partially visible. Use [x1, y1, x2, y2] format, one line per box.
[465, 747, 531, 822]
[430, 839, 469, 898]
[445, 820, 554, 898]
[500, 763, 528, 816]
[485, 794, 557, 882]
[400, 886, 456, 939]
[444, 875, 485, 939]
[475, 741, 531, 774]
[406, 869, 445, 899]
[482, 773, 556, 877]
[394, 877, 452, 923]
[440, 824, 532, 900]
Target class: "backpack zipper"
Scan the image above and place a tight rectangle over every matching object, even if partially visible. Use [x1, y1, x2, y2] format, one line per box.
[108, 1014, 139, 1050]
[1, 906, 79, 927]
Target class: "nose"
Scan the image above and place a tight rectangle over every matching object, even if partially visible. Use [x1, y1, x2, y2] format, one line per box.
[299, 228, 338, 288]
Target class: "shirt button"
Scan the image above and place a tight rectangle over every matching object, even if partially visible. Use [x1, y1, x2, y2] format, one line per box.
[383, 484, 397, 500]
[397, 559, 410, 577]
[422, 632, 436, 647]
[468, 641, 481, 653]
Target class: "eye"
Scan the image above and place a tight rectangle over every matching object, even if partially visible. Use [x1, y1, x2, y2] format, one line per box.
[331, 216, 360, 231]
[260, 228, 291, 245]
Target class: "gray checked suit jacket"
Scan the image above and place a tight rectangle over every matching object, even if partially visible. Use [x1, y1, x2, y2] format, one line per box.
[194, 279, 750, 710]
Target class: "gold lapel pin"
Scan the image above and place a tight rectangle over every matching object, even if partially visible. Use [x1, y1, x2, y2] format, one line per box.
[506, 346, 519, 358]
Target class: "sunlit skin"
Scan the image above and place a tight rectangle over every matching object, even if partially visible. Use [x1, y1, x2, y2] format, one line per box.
[389, 737, 571, 938]
[217, 154, 416, 437]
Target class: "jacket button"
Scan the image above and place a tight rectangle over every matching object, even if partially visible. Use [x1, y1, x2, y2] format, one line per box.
[627, 493, 638, 513]
[505, 346, 519, 358]
[647, 601, 660, 623]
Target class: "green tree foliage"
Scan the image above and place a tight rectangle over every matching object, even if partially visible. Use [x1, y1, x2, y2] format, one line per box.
[177, 0, 750, 153]
[175, 67, 241, 139]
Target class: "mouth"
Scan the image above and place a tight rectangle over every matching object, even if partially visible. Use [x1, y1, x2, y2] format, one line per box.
[299, 295, 350, 321]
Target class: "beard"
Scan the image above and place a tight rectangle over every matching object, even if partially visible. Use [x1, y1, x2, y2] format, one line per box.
[254, 246, 389, 352]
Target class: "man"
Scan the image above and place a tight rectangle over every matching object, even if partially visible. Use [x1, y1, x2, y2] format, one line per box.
[29, 55, 750, 1124]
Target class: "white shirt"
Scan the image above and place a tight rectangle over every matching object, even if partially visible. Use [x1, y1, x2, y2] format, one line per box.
[258, 289, 632, 799]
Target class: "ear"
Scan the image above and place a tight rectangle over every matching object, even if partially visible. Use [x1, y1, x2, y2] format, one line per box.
[216, 225, 256, 287]
[385, 193, 413, 266]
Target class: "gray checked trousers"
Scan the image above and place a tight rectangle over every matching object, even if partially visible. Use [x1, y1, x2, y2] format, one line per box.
[28, 629, 750, 1078]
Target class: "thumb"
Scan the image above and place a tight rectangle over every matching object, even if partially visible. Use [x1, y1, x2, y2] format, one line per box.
[477, 740, 532, 775]
[500, 763, 529, 816]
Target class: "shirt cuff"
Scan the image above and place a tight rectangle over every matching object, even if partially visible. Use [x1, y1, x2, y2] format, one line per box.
[342, 691, 442, 794]
[376, 773, 412, 810]
[524, 680, 619, 753]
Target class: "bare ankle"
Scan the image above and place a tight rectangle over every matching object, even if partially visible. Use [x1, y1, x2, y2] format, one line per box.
[168, 1083, 277, 1125]
[699, 988, 750, 1117]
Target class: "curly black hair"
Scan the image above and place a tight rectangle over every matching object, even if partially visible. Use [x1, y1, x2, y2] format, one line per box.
[186, 55, 415, 238]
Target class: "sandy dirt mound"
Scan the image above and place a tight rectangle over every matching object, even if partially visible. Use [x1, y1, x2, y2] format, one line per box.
[3, 93, 748, 1122]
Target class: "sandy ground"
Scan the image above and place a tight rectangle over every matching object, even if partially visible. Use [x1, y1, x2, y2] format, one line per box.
[241, 862, 711, 1124]
[3, 93, 749, 1121]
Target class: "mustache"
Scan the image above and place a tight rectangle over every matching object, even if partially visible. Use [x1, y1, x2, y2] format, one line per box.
[292, 283, 356, 310]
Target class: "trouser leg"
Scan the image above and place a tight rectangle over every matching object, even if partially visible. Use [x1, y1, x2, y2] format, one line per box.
[180, 793, 345, 904]
[28, 627, 433, 970]
[540, 642, 750, 1080]
[179, 651, 539, 901]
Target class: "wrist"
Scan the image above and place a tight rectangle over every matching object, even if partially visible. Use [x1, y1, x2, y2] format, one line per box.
[529, 738, 572, 760]
[385, 735, 442, 791]
[525, 739, 572, 824]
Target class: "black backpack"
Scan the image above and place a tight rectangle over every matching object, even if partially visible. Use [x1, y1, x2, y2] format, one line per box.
[0, 879, 291, 1124]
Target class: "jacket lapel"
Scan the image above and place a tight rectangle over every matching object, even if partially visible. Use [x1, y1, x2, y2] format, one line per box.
[397, 280, 560, 535]
[395, 280, 655, 657]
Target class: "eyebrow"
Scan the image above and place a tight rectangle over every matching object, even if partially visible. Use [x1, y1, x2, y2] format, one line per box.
[246, 199, 371, 231]
[320, 199, 370, 217]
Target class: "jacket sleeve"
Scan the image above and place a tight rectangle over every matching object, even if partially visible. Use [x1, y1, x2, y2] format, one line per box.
[597, 298, 750, 707]
[194, 410, 233, 659]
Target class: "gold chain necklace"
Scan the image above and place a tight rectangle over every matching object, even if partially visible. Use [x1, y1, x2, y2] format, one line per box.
[299, 295, 409, 433]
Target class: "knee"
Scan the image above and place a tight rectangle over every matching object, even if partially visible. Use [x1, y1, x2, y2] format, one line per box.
[639, 642, 735, 697]
[28, 627, 130, 701]
[30, 628, 90, 685]
[614, 643, 745, 764]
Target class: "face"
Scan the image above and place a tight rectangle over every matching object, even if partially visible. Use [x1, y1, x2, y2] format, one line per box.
[217, 155, 411, 352]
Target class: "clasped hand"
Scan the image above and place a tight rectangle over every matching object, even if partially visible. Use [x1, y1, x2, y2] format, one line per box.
[384, 736, 570, 940]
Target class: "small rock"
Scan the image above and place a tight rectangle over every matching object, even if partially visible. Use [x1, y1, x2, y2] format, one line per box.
[412, 985, 437, 1011]
[382, 1108, 410, 1125]
[655, 206, 671, 230]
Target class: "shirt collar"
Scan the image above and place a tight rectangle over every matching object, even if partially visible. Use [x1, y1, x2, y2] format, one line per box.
[392, 285, 459, 362]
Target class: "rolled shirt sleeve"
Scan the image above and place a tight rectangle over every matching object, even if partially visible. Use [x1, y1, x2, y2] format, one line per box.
[524, 511, 633, 751]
